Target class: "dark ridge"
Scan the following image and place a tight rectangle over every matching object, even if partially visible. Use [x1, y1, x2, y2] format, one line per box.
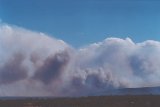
[89, 86, 160, 96]
[0, 86, 160, 100]
[0, 87, 160, 107]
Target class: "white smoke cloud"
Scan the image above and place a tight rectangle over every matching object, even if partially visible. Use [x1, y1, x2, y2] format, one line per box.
[0, 24, 72, 96]
[0, 24, 160, 96]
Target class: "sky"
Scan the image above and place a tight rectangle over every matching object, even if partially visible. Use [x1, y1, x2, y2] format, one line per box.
[0, 0, 160, 47]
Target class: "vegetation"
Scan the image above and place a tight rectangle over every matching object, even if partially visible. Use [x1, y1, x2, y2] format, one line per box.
[0, 95, 160, 107]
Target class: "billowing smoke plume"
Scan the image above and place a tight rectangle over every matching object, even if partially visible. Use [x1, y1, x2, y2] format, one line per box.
[0, 24, 160, 96]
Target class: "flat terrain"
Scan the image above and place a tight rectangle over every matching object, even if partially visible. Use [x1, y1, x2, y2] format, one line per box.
[0, 95, 160, 107]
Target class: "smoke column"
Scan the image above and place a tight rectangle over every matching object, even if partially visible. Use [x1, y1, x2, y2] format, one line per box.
[0, 24, 160, 96]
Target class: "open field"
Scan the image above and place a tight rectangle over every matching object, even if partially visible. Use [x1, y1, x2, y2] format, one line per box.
[0, 95, 160, 107]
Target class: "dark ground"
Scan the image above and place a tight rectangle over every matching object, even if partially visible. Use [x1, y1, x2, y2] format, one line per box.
[0, 95, 160, 107]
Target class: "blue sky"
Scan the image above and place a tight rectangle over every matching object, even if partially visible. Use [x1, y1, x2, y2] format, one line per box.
[0, 0, 160, 47]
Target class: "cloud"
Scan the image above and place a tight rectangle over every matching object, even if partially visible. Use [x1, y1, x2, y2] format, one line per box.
[0, 24, 160, 96]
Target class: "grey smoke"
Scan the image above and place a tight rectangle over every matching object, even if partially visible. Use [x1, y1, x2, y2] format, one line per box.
[0, 53, 27, 84]
[33, 51, 70, 84]
[0, 24, 160, 96]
